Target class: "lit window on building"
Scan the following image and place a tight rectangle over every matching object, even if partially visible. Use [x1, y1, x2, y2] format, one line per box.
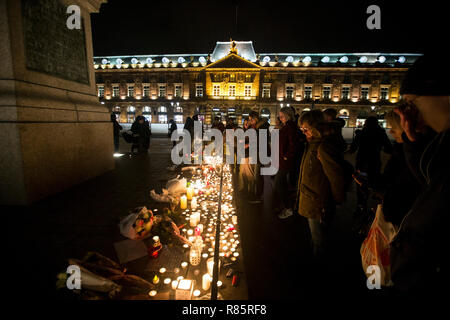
[230, 74, 236, 82]
[196, 84, 203, 97]
[144, 115, 152, 122]
[159, 114, 168, 123]
[127, 106, 135, 123]
[341, 87, 350, 100]
[380, 87, 389, 100]
[127, 85, 134, 97]
[98, 85, 104, 97]
[361, 87, 369, 100]
[175, 85, 182, 98]
[304, 86, 312, 99]
[113, 85, 119, 97]
[244, 85, 252, 97]
[245, 74, 252, 82]
[159, 85, 166, 98]
[213, 84, 220, 97]
[174, 115, 183, 123]
[143, 106, 151, 113]
[323, 86, 331, 99]
[143, 85, 150, 97]
[158, 105, 167, 123]
[174, 106, 183, 113]
[229, 85, 236, 97]
[286, 86, 294, 99]
[262, 84, 271, 98]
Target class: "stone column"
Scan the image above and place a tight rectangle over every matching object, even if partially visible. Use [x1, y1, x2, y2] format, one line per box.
[0, 0, 112, 205]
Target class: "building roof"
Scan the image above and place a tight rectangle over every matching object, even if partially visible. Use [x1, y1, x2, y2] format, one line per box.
[93, 41, 422, 70]
[211, 41, 257, 62]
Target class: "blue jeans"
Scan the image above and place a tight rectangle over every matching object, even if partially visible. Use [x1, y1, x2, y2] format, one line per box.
[307, 218, 327, 257]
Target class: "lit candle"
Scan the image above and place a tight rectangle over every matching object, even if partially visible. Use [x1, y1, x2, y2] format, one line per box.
[202, 273, 212, 290]
[217, 281, 223, 287]
[159, 268, 166, 274]
[206, 258, 215, 276]
[181, 261, 188, 268]
[193, 289, 201, 297]
[149, 290, 157, 297]
[187, 229, 193, 236]
[186, 186, 194, 200]
[171, 280, 178, 290]
[197, 224, 204, 234]
[191, 197, 197, 210]
[180, 195, 187, 210]
[164, 278, 171, 285]
[190, 215, 198, 227]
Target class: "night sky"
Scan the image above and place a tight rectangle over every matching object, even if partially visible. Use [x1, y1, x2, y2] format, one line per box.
[91, 0, 445, 56]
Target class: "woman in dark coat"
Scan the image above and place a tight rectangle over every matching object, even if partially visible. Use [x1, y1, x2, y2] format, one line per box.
[296, 110, 346, 258]
[131, 115, 151, 154]
[275, 107, 302, 219]
[111, 113, 122, 152]
[168, 119, 178, 146]
[350, 116, 392, 212]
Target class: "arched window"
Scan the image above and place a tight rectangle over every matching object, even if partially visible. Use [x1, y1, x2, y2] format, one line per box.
[127, 106, 135, 113]
[143, 106, 151, 113]
[158, 106, 167, 113]
[174, 106, 183, 113]
[113, 106, 121, 113]
[339, 109, 349, 117]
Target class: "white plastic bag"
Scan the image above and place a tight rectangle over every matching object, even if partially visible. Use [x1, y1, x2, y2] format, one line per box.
[166, 177, 187, 195]
[150, 189, 174, 203]
[360, 204, 396, 286]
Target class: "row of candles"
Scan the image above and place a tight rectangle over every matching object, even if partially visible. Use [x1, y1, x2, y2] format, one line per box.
[149, 160, 240, 299]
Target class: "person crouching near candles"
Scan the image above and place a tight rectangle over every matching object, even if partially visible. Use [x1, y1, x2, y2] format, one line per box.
[296, 110, 346, 259]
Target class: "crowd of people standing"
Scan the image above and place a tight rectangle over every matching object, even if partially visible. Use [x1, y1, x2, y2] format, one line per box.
[216, 54, 449, 294]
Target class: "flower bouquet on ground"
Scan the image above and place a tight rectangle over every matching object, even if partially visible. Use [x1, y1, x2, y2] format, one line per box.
[151, 208, 191, 246]
[119, 206, 154, 240]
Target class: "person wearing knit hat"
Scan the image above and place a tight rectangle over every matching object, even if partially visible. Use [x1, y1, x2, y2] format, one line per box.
[389, 54, 450, 294]
[396, 54, 450, 139]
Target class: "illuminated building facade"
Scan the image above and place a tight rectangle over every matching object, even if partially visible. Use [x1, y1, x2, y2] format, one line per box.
[94, 40, 421, 127]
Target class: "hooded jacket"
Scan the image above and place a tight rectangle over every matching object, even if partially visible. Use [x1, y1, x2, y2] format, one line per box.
[390, 130, 449, 292]
[296, 135, 346, 219]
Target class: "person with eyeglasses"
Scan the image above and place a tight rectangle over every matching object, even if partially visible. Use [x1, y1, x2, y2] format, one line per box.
[388, 54, 450, 294]
[295, 110, 346, 259]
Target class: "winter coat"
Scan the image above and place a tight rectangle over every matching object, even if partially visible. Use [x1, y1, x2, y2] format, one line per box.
[296, 135, 346, 220]
[381, 142, 422, 227]
[350, 126, 392, 174]
[390, 130, 449, 293]
[279, 120, 301, 171]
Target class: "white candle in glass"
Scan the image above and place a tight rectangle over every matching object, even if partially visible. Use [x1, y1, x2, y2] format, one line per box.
[191, 197, 197, 210]
[180, 195, 187, 210]
[190, 215, 198, 227]
[186, 186, 194, 200]
[171, 280, 178, 290]
[202, 273, 211, 290]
